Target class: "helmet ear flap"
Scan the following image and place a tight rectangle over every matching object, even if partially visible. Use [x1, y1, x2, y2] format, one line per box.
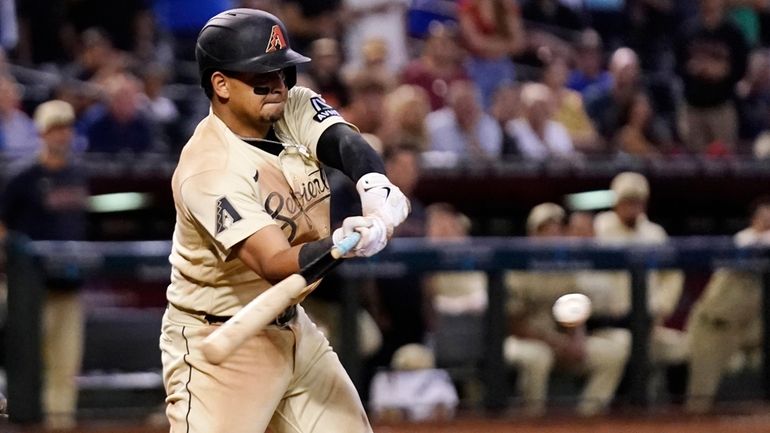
[283, 66, 298, 89]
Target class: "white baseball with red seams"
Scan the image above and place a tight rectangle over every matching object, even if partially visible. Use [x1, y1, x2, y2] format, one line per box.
[552, 293, 592, 326]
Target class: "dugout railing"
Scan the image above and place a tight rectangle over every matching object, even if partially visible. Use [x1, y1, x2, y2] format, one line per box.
[3, 235, 770, 422]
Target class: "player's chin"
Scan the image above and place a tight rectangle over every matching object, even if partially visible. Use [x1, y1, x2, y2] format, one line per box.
[261, 103, 286, 122]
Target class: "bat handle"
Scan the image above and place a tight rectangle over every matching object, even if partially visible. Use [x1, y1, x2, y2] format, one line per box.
[331, 231, 362, 258]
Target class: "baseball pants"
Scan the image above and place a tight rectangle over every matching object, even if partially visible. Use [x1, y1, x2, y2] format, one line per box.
[160, 304, 373, 433]
[504, 327, 631, 416]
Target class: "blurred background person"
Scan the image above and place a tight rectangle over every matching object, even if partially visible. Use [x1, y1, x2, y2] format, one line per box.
[423, 203, 488, 404]
[342, 0, 409, 74]
[504, 203, 630, 417]
[278, 0, 342, 56]
[674, 0, 749, 154]
[736, 49, 770, 147]
[613, 92, 673, 157]
[426, 80, 503, 160]
[540, 56, 602, 153]
[378, 84, 432, 150]
[401, 21, 470, 111]
[0, 100, 88, 430]
[567, 29, 610, 96]
[584, 47, 644, 145]
[0, 74, 39, 160]
[302, 38, 350, 108]
[685, 197, 770, 414]
[341, 70, 392, 135]
[490, 83, 522, 157]
[593, 172, 689, 399]
[83, 73, 157, 154]
[507, 82, 577, 161]
[457, 0, 526, 108]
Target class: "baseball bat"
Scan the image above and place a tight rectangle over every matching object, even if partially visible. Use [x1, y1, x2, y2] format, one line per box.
[201, 232, 361, 365]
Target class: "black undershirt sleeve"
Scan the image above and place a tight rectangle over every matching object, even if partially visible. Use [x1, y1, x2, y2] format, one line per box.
[316, 123, 385, 182]
[298, 236, 339, 283]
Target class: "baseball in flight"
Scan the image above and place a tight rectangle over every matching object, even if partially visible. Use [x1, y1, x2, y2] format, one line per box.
[552, 293, 592, 326]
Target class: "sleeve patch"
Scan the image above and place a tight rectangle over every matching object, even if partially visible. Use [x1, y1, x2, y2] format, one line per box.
[215, 196, 243, 234]
[310, 96, 340, 122]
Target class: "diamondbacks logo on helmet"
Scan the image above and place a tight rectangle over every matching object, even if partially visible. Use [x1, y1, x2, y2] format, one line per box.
[266, 25, 287, 53]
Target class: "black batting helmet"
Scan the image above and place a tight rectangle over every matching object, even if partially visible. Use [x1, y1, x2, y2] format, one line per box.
[195, 9, 311, 96]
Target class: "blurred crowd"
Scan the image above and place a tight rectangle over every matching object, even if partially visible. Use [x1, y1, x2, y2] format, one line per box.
[3, 0, 770, 161]
[3, 0, 770, 427]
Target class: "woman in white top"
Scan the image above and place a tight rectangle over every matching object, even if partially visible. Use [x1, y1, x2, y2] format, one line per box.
[507, 82, 577, 160]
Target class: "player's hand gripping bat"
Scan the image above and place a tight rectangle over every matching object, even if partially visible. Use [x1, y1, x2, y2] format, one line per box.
[201, 232, 361, 364]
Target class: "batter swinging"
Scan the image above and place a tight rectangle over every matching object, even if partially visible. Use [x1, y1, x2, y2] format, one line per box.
[160, 9, 410, 433]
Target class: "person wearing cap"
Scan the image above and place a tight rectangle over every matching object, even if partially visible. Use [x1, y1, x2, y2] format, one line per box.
[503, 203, 630, 417]
[0, 99, 88, 429]
[368, 343, 459, 422]
[594, 172, 688, 396]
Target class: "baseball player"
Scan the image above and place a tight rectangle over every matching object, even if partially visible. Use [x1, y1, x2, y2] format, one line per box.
[504, 203, 630, 417]
[685, 197, 770, 413]
[593, 172, 688, 365]
[160, 9, 409, 433]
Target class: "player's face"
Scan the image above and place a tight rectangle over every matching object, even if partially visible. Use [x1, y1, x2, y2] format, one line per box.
[227, 70, 288, 125]
[616, 198, 646, 228]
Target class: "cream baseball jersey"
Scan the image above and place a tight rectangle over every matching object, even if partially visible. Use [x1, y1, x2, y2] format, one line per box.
[167, 86, 352, 316]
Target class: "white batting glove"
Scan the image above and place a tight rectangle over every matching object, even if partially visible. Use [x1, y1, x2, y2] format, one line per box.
[332, 216, 388, 257]
[356, 172, 411, 237]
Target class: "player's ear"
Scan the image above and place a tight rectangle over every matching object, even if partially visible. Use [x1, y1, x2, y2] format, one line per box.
[211, 72, 230, 100]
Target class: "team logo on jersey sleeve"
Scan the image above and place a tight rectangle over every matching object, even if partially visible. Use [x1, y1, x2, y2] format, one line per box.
[310, 97, 340, 122]
[215, 197, 243, 234]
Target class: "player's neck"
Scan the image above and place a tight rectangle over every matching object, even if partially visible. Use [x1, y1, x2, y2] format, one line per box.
[212, 105, 271, 139]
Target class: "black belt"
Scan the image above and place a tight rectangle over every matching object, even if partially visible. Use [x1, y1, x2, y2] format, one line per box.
[203, 304, 298, 328]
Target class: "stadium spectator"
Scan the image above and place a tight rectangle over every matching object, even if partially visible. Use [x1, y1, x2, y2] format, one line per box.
[0, 74, 39, 160]
[278, 0, 342, 56]
[625, 0, 678, 73]
[62, 28, 124, 83]
[490, 83, 522, 157]
[504, 203, 631, 417]
[614, 92, 673, 157]
[522, 0, 586, 36]
[736, 49, 770, 145]
[341, 70, 392, 135]
[685, 196, 770, 414]
[139, 64, 180, 151]
[541, 56, 602, 153]
[84, 73, 156, 154]
[401, 21, 470, 111]
[302, 38, 349, 108]
[507, 82, 576, 160]
[63, 0, 151, 53]
[566, 29, 611, 96]
[457, 0, 526, 108]
[378, 84, 432, 150]
[0, 100, 88, 430]
[521, 0, 586, 60]
[674, 0, 749, 154]
[584, 47, 646, 144]
[341, 0, 410, 74]
[426, 80, 503, 160]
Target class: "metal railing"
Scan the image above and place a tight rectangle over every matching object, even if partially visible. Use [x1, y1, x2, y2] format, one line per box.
[3, 235, 770, 422]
